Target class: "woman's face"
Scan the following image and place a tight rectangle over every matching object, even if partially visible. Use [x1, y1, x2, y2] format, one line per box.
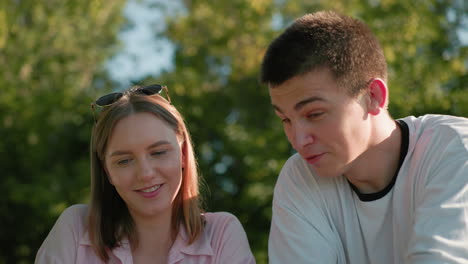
[104, 112, 185, 222]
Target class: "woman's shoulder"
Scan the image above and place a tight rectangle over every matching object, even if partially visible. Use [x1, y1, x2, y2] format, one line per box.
[201, 212, 247, 239]
[47, 204, 89, 238]
[56, 204, 89, 229]
[203, 211, 237, 221]
[60, 204, 88, 219]
[35, 204, 90, 263]
[198, 212, 255, 262]
[203, 212, 242, 228]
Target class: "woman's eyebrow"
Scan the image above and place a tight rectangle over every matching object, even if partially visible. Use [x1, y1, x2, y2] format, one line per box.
[108, 141, 171, 157]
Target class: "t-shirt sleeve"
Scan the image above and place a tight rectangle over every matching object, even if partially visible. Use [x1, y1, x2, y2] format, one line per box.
[268, 155, 342, 264]
[35, 204, 88, 264]
[406, 124, 468, 263]
[207, 212, 256, 264]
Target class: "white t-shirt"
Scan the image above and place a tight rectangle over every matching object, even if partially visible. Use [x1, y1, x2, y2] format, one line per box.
[269, 114, 468, 264]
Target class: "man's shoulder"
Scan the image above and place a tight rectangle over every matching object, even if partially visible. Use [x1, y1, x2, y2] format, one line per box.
[275, 153, 348, 198]
[398, 115, 467, 185]
[281, 152, 308, 174]
[401, 114, 467, 148]
[401, 114, 467, 133]
[276, 153, 312, 186]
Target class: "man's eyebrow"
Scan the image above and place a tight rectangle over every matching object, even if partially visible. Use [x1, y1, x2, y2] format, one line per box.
[272, 96, 326, 113]
[294, 96, 326, 111]
[108, 141, 171, 157]
[272, 104, 284, 114]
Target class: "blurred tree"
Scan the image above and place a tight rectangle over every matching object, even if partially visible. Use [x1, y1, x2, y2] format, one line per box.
[1, 0, 466, 263]
[153, 0, 467, 263]
[156, 1, 290, 262]
[0, 0, 125, 263]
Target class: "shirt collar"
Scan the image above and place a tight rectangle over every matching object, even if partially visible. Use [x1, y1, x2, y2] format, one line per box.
[169, 224, 213, 258]
[79, 230, 130, 247]
[79, 224, 213, 260]
[79, 230, 132, 261]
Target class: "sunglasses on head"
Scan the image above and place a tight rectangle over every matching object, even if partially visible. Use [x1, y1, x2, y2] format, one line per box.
[91, 84, 170, 123]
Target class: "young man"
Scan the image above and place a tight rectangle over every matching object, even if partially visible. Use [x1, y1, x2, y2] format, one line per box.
[261, 11, 468, 263]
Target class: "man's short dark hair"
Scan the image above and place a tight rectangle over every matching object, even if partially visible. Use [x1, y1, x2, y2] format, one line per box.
[261, 11, 387, 96]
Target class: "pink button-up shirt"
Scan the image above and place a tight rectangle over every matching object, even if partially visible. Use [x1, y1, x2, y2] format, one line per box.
[35, 204, 256, 263]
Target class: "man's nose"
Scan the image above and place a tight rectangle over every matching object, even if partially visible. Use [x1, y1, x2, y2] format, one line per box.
[293, 122, 315, 149]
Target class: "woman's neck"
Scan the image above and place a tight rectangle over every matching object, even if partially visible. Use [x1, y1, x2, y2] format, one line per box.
[131, 210, 175, 264]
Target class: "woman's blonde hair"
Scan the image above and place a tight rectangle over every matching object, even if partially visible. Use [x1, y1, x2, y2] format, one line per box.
[88, 86, 204, 261]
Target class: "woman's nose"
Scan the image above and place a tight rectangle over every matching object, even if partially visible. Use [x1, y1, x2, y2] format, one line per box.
[137, 158, 156, 181]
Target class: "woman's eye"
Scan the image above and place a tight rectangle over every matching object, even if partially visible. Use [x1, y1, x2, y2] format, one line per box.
[117, 159, 131, 165]
[151, 150, 167, 156]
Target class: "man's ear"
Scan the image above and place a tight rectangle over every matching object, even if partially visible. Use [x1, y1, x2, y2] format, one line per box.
[366, 78, 388, 115]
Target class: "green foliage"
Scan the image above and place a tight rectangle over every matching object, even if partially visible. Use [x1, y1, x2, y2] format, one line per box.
[0, 0, 125, 262]
[1, 0, 466, 263]
[156, 0, 467, 262]
[155, 1, 291, 262]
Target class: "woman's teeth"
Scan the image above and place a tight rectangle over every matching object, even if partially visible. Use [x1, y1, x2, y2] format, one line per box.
[141, 185, 161, 193]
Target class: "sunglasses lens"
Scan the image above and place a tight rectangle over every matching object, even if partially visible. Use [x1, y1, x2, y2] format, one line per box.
[93, 84, 165, 111]
[95, 93, 123, 106]
[138, 85, 163, 95]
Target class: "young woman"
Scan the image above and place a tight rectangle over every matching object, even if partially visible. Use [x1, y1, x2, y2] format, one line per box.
[36, 84, 255, 263]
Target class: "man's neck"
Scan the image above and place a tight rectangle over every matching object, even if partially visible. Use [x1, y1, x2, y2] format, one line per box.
[345, 116, 402, 194]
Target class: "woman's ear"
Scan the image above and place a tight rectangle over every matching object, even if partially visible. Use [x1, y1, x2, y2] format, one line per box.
[181, 140, 187, 169]
[366, 78, 388, 115]
[103, 162, 114, 185]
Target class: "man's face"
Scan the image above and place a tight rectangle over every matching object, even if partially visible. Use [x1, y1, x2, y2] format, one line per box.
[269, 68, 372, 178]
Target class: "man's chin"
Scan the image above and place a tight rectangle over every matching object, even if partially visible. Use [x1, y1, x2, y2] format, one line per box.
[308, 164, 341, 178]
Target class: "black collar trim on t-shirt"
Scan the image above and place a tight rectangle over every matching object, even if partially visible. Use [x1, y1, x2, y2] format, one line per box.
[348, 120, 409, 202]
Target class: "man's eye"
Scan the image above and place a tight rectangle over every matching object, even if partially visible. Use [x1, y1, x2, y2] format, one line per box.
[278, 115, 290, 123]
[307, 112, 324, 119]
